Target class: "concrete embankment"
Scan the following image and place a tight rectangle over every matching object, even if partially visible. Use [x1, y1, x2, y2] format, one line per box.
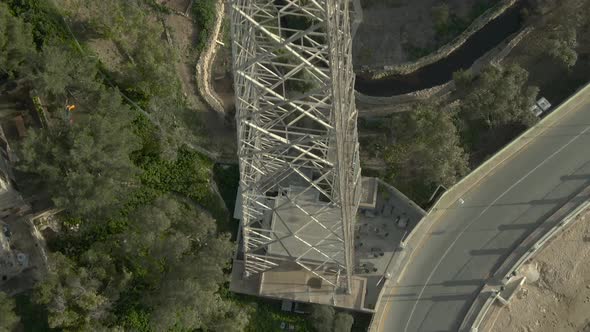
[195, 0, 226, 115]
[358, 0, 518, 80]
[356, 26, 533, 116]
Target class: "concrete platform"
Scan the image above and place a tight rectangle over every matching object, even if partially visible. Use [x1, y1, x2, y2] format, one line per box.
[268, 195, 343, 263]
[353, 179, 426, 308]
[230, 176, 426, 311]
[230, 258, 371, 311]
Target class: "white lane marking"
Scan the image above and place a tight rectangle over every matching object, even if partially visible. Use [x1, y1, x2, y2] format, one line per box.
[402, 123, 590, 332]
[377, 96, 590, 332]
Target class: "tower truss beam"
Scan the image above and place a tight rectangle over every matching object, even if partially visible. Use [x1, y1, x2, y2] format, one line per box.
[230, 0, 361, 292]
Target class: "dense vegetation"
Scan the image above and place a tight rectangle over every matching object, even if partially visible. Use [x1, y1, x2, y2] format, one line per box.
[400, 0, 500, 60]
[1, 1, 360, 331]
[364, 62, 540, 206]
[453, 64, 538, 161]
[192, 0, 218, 51]
[310, 305, 355, 332]
[0, 291, 20, 331]
[1, 1, 248, 330]
[56, 0, 205, 157]
[431, 0, 499, 45]
[526, 0, 590, 69]
[382, 102, 469, 205]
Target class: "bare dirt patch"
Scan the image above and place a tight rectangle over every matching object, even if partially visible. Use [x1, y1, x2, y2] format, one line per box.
[489, 209, 590, 332]
[56, 0, 234, 153]
[208, 37, 237, 157]
[353, 0, 496, 68]
[86, 39, 124, 72]
[165, 13, 203, 109]
[158, 0, 190, 13]
[163, 5, 236, 154]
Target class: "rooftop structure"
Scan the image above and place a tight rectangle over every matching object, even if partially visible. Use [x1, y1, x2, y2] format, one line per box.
[230, 177, 426, 310]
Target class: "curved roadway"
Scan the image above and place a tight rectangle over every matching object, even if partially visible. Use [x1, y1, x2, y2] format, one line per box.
[378, 88, 590, 331]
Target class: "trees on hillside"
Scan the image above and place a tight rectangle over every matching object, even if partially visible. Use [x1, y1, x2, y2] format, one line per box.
[333, 312, 354, 332]
[34, 252, 115, 330]
[4, 3, 246, 331]
[0, 3, 37, 77]
[192, 0, 218, 51]
[375, 64, 537, 206]
[311, 304, 334, 332]
[542, 24, 579, 69]
[383, 102, 469, 205]
[81, 0, 143, 41]
[85, 0, 198, 156]
[310, 304, 354, 332]
[18, 86, 140, 218]
[31, 44, 101, 103]
[0, 291, 20, 332]
[68, 0, 181, 106]
[118, 196, 246, 331]
[454, 64, 538, 159]
[431, 4, 450, 32]
[2, 33, 142, 219]
[456, 64, 538, 129]
[528, 0, 590, 68]
[33, 196, 247, 331]
[121, 24, 182, 106]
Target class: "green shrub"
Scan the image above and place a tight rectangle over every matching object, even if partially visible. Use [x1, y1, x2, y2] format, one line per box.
[6, 0, 68, 47]
[192, 0, 217, 51]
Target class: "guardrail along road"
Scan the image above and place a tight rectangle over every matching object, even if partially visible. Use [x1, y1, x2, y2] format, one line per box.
[378, 85, 590, 331]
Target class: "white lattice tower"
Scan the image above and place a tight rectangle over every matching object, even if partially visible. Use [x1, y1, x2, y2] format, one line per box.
[230, 0, 361, 291]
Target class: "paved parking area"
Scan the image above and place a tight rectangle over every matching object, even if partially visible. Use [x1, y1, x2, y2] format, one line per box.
[355, 180, 426, 308]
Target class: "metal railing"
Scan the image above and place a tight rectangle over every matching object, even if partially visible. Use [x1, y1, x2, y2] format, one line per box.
[368, 82, 590, 332]
[460, 198, 590, 331]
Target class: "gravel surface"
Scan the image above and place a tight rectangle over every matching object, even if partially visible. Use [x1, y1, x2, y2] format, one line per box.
[490, 209, 590, 332]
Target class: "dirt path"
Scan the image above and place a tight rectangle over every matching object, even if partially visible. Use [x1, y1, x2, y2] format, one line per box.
[353, 0, 495, 69]
[489, 209, 590, 332]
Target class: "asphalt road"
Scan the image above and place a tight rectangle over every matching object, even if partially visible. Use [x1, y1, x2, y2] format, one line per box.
[378, 89, 590, 332]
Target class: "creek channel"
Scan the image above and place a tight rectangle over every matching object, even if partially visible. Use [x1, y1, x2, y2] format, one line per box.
[354, 3, 524, 97]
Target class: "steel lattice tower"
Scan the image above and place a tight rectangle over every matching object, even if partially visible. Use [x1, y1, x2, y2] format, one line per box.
[230, 0, 361, 292]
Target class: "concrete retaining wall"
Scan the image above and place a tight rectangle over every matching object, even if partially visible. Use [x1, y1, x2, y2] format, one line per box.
[355, 81, 454, 108]
[360, 0, 518, 79]
[195, 0, 226, 115]
[356, 27, 533, 114]
[459, 287, 499, 332]
[494, 187, 590, 282]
